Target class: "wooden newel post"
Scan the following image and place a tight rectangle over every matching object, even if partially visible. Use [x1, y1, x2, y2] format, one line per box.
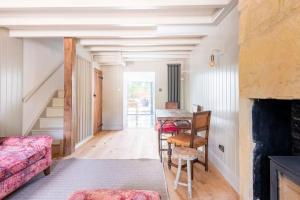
[64, 37, 76, 156]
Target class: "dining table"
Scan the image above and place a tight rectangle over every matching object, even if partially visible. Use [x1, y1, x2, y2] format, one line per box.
[156, 109, 193, 122]
[156, 109, 193, 161]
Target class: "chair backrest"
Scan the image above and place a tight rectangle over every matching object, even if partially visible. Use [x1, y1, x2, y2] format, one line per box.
[192, 104, 203, 112]
[165, 101, 178, 109]
[190, 111, 211, 147]
[196, 105, 203, 112]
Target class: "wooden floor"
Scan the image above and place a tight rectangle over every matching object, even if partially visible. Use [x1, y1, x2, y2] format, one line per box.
[71, 129, 238, 200]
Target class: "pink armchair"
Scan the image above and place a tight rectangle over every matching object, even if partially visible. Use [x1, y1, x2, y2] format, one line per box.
[0, 135, 52, 199]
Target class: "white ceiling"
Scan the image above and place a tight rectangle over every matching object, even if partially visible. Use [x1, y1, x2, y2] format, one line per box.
[0, 0, 238, 64]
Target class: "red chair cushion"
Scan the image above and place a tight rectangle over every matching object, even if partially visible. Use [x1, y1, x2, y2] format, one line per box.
[156, 121, 178, 133]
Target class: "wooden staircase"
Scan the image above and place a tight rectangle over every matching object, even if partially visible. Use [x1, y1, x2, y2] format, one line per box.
[31, 89, 64, 157]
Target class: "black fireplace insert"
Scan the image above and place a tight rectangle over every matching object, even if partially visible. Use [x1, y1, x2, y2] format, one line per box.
[252, 99, 300, 200]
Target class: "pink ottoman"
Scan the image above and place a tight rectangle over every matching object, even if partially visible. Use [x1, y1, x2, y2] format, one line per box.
[68, 189, 161, 200]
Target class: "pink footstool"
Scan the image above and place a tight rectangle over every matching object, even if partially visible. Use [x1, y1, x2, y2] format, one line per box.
[68, 189, 161, 200]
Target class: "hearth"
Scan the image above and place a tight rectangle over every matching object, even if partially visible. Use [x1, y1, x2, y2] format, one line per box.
[252, 99, 300, 200]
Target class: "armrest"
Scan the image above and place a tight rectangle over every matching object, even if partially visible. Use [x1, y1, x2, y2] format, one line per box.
[2, 135, 53, 149]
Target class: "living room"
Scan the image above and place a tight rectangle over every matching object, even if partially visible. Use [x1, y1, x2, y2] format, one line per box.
[0, 1, 299, 200]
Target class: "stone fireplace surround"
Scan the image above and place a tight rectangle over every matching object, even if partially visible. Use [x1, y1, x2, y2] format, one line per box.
[238, 0, 300, 199]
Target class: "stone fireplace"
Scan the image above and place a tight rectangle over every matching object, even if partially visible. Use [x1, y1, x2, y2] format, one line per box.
[238, 0, 300, 199]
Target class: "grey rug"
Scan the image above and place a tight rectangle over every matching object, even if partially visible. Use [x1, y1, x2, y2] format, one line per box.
[7, 159, 169, 200]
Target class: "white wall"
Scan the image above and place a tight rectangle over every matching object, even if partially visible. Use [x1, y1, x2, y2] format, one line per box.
[76, 43, 92, 62]
[22, 38, 64, 134]
[187, 7, 239, 191]
[125, 60, 186, 110]
[102, 65, 124, 130]
[0, 29, 23, 137]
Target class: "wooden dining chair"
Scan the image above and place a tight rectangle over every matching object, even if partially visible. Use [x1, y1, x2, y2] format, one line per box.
[175, 104, 203, 133]
[167, 111, 211, 172]
[195, 105, 203, 112]
[156, 102, 179, 161]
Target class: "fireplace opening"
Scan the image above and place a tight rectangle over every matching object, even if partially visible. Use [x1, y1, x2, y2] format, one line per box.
[252, 99, 300, 200]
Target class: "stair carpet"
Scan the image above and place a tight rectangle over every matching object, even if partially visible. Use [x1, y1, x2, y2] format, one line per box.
[31, 90, 64, 157]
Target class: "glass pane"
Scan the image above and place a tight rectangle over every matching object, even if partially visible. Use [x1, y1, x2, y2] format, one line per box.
[127, 81, 153, 115]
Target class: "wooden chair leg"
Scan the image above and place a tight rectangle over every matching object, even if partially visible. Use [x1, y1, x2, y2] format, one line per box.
[168, 142, 172, 169]
[205, 144, 208, 171]
[44, 166, 51, 176]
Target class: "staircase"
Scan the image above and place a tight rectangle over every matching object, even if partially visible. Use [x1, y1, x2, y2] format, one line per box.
[31, 89, 64, 157]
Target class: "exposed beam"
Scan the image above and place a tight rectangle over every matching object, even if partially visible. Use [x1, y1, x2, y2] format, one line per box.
[0, 16, 214, 27]
[92, 51, 191, 56]
[64, 37, 76, 156]
[212, 0, 237, 24]
[9, 29, 205, 38]
[125, 58, 186, 62]
[88, 46, 196, 52]
[80, 38, 202, 46]
[0, 0, 230, 9]
[122, 54, 189, 59]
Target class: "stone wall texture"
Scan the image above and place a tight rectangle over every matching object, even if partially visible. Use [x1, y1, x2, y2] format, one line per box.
[239, 0, 300, 99]
[239, 0, 300, 199]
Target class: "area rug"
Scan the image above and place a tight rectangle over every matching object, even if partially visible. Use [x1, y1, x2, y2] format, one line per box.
[7, 159, 169, 200]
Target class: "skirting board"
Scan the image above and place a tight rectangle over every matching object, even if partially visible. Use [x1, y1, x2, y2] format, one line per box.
[209, 151, 239, 192]
[75, 135, 93, 149]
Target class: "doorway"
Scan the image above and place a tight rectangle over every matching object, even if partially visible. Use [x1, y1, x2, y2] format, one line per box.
[124, 72, 155, 128]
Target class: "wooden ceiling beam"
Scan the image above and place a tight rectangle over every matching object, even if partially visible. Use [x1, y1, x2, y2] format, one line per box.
[0, 16, 214, 27]
[92, 51, 192, 56]
[88, 46, 196, 52]
[0, 0, 231, 9]
[80, 38, 202, 46]
[9, 29, 205, 38]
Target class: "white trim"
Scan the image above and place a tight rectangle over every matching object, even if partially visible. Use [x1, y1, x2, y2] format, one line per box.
[75, 135, 94, 149]
[209, 151, 239, 192]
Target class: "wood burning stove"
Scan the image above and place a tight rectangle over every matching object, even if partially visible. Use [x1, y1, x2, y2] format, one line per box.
[269, 156, 300, 200]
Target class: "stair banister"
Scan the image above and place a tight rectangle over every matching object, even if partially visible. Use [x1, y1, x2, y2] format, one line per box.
[22, 62, 64, 103]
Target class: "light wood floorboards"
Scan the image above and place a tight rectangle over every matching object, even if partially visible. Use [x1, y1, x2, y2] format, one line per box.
[71, 129, 238, 200]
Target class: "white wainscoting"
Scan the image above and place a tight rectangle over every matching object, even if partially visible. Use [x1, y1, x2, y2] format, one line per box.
[0, 32, 23, 137]
[187, 7, 239, 191]
[75, 56, 93, 145]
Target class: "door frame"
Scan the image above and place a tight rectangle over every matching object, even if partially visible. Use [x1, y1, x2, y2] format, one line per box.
[123, 72, 156, 128]
[93, 68, 103, 135]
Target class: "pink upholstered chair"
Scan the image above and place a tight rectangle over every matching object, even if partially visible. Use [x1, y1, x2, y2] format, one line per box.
[0, 135, 53, 199]
[68, 189, 161, 200]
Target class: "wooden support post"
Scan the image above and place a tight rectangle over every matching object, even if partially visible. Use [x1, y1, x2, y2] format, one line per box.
[64, 37, 76, 156]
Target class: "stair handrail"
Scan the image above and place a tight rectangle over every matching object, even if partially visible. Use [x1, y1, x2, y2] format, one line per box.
[22, 62, 64, 103]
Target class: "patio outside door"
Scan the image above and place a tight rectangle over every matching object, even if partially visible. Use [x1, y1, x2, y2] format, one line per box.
[124, 72, 155, 128]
